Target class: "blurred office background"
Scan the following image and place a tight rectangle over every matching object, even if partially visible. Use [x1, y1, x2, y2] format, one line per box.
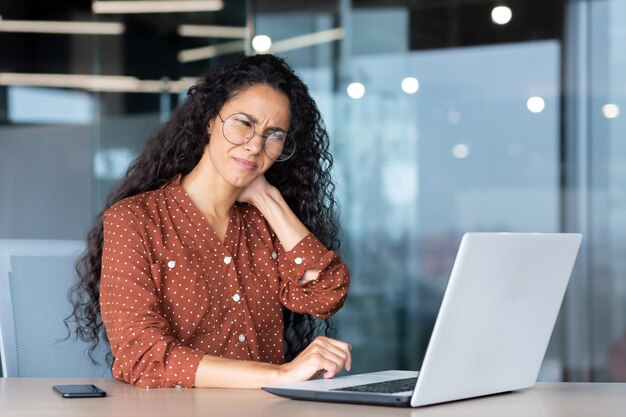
[0, 0, 625, 381]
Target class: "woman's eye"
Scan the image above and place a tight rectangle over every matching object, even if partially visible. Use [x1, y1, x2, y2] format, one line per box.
[236, 118, 252, 127]
[267, 131, 285, 141]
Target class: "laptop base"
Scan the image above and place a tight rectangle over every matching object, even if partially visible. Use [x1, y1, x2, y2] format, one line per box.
[262, 386, 412, 407]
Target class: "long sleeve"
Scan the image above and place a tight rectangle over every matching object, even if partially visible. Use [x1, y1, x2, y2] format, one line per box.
[100, 207, 204, 388]
[98, 181, 349, 374]
[276, 233, 350, 319]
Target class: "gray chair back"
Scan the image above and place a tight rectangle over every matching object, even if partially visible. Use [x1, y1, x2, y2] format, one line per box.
[0, 239, 111, 377]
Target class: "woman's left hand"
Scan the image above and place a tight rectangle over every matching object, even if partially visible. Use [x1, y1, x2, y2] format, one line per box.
[237, 175, 274, 205]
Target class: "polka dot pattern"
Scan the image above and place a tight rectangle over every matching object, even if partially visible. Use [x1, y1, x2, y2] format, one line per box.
[99, 175, 350, 388]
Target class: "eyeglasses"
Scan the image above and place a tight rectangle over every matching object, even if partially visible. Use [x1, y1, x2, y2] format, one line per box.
[216, 112, 295, 162]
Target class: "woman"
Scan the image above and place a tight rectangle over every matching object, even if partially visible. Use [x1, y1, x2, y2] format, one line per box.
[69, 54, 351, 389]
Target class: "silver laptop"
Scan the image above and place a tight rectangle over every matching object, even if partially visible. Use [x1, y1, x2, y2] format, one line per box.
[263, 232, 582, 407]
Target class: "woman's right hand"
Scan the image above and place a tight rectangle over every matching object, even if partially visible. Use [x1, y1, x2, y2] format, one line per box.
[278, 336, 352, 383]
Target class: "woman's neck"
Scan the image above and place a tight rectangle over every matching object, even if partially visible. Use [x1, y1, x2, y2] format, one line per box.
[181, 152, 240, 220]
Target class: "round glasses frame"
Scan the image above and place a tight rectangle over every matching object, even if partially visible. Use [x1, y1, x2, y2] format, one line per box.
[217, 112, 296, 162]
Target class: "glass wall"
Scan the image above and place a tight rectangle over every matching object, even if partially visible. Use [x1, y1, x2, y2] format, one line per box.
[253, 0, 625, 382]
[0, 0, 247, 376]
[1, 0, 625, 382]
[586, 0, 626, 382]
[0, 1, 247, 240]
[91, 0, 247, 210]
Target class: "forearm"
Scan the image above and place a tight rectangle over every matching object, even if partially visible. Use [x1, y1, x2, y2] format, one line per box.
[194, 336, 353, 389]
[250, 187, 321, 283]
[193, 355, 283, 388]
[250, 187, 309, 251]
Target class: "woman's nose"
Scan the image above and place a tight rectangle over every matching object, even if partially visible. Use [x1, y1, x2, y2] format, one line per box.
[244, 132, 265, 154]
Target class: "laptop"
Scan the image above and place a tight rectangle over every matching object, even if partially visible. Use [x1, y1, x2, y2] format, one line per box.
[263, 232, 582, 407]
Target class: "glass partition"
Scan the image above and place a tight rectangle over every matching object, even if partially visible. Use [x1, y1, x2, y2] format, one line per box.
[1, 0, 625, 382]
[91, 0, 248, 210]
[587, 0, 626, 382]
[252, 0, 623, 382]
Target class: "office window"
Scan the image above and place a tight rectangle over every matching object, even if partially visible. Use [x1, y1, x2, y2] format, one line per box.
[585, 0, 626, 382]
[1, 0, 625, 382]
[253, 0, 625, 382]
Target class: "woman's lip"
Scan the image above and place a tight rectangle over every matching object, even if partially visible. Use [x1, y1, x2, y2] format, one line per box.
[233, 157, 258, 170]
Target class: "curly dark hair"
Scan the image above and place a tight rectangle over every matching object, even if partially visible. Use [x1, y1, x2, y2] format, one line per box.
[66, 54, 341, 365]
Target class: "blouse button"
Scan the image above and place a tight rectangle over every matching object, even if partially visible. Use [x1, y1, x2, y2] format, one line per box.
[167, 260, 176, 268]
[294, 257, 303, 265]
[224, 256, 232, 265]
[238, 334, 246, 343]
[232, 293, 241, 302]
[271, 252, 277, 259]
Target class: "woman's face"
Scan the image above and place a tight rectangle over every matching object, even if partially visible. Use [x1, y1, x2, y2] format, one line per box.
[206, 83, 291, 189]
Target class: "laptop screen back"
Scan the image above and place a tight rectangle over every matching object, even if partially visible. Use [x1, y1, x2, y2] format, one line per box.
[412, 233, 581, 407]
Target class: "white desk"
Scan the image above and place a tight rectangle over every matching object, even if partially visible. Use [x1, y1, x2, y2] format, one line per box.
[1, 378, 625, 417]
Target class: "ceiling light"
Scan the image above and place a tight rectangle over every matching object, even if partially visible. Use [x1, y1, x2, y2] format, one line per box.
[252, 35, 272, 53]
[177, 40, 245, 63]
[526, 96, 545, 113]
[177, 25, 246, 39]
[602, 103, 620, 119]
[452, 144, 470, 159]
[347, 82, 365, 99]
[92, 1, 223, 14]
[401, 77, 419, 94]
[270, 28, 343, 53]
[491, 6, 512, 25]
[0, 19, 124, 35]
[0, 72, 196, 93]
[177, 27, 344, 63]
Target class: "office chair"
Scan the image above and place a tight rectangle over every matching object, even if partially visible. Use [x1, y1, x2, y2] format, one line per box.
[0, 239, 111, 377]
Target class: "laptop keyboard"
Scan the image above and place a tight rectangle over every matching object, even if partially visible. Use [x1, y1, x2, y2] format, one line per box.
[332, 377, 417, 394]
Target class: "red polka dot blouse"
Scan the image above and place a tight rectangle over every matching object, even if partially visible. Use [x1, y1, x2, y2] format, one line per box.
[99, 175, 350, 388]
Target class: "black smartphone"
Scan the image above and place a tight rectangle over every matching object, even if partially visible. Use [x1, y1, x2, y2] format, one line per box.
[52, 384, 107, 398]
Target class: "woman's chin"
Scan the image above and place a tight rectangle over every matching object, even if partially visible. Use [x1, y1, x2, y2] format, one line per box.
[226, 175, 255, 189]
